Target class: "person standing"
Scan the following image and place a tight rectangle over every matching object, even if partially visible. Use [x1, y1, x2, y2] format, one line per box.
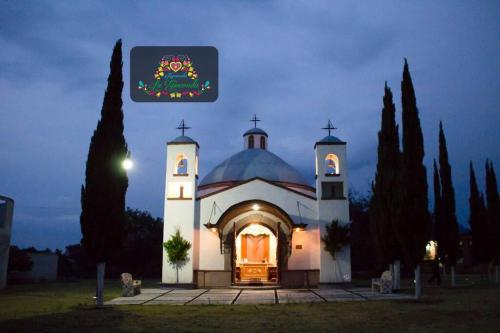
[428, 259, 441, 285]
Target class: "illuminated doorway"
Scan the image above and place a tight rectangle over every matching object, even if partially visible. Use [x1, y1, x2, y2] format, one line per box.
[235, 223, 278, 283]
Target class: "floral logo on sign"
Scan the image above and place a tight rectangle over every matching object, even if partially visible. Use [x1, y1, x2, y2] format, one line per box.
[137, 55, 211, 99]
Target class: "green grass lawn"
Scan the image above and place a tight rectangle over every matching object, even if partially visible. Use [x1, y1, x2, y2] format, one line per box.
[0, 277, 499, 333]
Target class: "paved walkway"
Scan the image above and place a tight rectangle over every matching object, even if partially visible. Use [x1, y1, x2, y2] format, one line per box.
[106, 288, 411, 305]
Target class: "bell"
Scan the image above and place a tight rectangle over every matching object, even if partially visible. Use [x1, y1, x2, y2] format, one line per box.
[327, 160, 335, 168]
[178, 160, 185, 168]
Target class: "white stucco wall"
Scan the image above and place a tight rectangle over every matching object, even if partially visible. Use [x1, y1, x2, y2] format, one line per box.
[13, 252, 58, 282]
[197, 179, 320, 271]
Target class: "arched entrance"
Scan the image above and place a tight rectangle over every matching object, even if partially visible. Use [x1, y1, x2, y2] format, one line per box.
[205, 200, 305, 285]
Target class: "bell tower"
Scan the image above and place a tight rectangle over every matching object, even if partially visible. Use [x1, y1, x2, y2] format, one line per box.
[315, 120, 351, 283]
[162, 120, 199, 284]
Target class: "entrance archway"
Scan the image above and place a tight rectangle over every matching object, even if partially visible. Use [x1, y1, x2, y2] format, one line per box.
[205, 199, 302, 233]
[204, 200, 305, 285]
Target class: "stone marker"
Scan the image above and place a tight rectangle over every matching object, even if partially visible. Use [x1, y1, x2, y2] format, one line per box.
[121, 273, 141, 297]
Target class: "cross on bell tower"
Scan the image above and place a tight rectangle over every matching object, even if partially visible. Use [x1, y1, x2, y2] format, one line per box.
[177, 120, 191, 136]
[322, 120, 337, 136]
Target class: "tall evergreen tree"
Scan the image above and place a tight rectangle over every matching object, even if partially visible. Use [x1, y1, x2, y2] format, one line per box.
[485, 160, 500, 282]
[370, 82, 402, 288]
[80, 39, 128, 306]
[433, 160, 444, 259]
[437, 121, 459, 286]
[479, 192, 488, 262]
[395, 59, 431, 299]
[469, 162, 489, 265]
[350, 190, 377, 273]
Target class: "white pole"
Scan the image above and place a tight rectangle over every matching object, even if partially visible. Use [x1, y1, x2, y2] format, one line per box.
[389, 263, 394, 287]
[451, 266, 456, 287]
[394, 260, 401, 290]
[414, 265, 422, 300]
[96, 262, 106, 307]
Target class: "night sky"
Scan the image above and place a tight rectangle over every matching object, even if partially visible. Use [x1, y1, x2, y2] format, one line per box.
[1, 1, 499, 250]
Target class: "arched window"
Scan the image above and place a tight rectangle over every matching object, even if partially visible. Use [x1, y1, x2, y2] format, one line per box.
[248, 135, 254, 149]
[325, 154, 340, 175]
[260, 136, 266, 149]
[175, 154, 188, 175]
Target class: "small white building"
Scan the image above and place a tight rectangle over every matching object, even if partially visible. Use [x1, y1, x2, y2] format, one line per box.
[162, 120, 350, 287]
[10, 251, 59, 282]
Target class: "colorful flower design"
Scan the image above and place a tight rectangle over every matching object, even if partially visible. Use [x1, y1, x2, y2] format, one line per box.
[137, 54, 210, 99]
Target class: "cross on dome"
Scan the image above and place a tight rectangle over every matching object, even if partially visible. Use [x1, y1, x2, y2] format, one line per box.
[250, 114, 261, 128]
[322, 120, 337, 136]
[177, 120, 191, 136]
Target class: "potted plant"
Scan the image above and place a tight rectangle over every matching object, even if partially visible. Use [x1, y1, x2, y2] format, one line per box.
[163, 229, 191, 285]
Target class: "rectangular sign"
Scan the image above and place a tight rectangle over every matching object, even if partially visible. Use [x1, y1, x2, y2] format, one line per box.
[130, 46, 218, 102]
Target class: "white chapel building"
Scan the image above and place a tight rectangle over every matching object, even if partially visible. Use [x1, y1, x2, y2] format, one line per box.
[162, 119, 351, 287]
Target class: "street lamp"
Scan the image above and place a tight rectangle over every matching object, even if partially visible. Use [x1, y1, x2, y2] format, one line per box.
[122, 152, 133, 170]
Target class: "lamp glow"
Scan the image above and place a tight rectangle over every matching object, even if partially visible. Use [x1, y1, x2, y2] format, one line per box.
[122, 158, 133, 170]
[252, 204, 259, 211]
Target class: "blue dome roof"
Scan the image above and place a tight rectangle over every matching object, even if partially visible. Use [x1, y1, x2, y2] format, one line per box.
[316, 135, 345, 144]
[168, 135, 197, 145]
[243, 128, 268, 137]
[199, 149, 309, 187]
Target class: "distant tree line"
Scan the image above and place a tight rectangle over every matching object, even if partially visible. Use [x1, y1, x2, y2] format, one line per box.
[9, 208, 162, 280]
[7, 246, 33, 273]
[59, 208, 163, 279]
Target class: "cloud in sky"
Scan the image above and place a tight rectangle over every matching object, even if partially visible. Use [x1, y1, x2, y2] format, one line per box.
[0, 0, 499, 249]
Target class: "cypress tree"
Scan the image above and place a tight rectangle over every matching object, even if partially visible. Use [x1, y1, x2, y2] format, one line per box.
[485, 160, 500, 282]
[395, 59, 431, 299]
[438, 121, 459, 286]
[433, 160, 443, 259]
[479, 192, 488, 263]
[469, 162, 489, 265]
[370, 82, 402, 287]
[80, 39, 128, 306]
